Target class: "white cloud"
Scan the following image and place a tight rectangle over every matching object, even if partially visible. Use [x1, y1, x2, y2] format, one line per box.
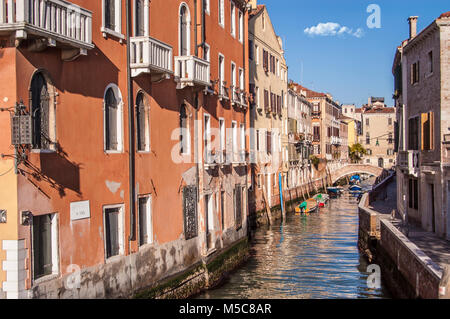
[304, 22, 364, 38]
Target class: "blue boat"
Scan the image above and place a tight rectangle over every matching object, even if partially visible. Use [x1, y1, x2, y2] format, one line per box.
[349, 185, 362, 192]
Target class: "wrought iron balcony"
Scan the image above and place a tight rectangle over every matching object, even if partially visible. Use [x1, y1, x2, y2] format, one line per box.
[0, 0, 94, 59]
[130, 36, 172, 79]
[174, 55, 210, 89]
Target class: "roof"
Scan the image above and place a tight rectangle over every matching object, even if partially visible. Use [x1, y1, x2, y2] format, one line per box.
[291, 83, 326, 98]
[439, 12, 450, 19]
[363, 107, 395, 114]
[355, 109, 363, 113]
[249, 5, 265, 19]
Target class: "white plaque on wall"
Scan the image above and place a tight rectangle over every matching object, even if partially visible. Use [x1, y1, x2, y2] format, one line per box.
[70, 200, 91, 221]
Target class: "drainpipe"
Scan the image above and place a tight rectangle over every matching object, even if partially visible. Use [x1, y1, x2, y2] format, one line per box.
[126, 0, 136, 244]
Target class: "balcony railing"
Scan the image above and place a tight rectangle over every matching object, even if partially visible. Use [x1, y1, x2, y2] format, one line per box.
[219, 82, 229, 101]
[399, 150, 419, 177]
[130, 36, 172, 78]
[231, 86, 240, 106]
[0, 0, 93, 54]
[175, 55, 210, 89]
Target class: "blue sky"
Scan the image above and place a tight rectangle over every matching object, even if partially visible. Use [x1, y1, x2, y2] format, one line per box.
[262, 0, 449, 107]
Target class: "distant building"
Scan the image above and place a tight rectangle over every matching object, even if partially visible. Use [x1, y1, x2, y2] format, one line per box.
[393, 13, 450, 239]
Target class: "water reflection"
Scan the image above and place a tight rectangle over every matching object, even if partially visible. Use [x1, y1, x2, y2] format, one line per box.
[197, 183, 390, 299]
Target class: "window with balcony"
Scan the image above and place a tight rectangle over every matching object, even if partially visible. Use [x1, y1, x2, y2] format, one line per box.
[136, 92, 150, 152]
[30, 72, 55, 151]
[103, 0, 123, 38]
[408, 117, 419, 151]
[104, 84, 124, 152]
[179, 4, 191, 56]
[180, 104, 190, 154]
[135, 0, 146, 36]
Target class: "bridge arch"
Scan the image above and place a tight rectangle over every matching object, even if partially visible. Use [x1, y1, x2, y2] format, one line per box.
[330, 164, 384, 184]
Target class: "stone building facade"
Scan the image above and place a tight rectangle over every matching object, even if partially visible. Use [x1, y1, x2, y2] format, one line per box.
[0, 0, 250, 299]
[393, 13, 450, 239]
[248, 1, 288, 212]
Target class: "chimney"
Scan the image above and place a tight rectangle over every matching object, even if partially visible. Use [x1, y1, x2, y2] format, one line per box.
[408, 16, 419, 39]
[249, 0, 257, 10]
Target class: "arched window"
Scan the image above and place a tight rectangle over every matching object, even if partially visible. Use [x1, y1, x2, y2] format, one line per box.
[136, 92, 149, 152]
[104, 85, 123, 152]
[179, 4, 190, 56]
[30, 72, 55, 150]
[180, 104, 189, 154]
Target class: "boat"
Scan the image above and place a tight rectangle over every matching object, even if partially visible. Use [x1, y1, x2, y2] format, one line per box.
[350, 175, 361, 185]
[295, 198, 318, 215]
[327, 187, 344, 197]
[349, 185, 362, 192]
[313, 193, 329, 207]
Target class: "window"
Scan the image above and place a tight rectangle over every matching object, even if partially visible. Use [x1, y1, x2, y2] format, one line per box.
[204, 114, 211, 160]
[366, 133, 370, 145]
[366, 149, 372, 155]
[232, 121, 238, 158]
[183, 185, 198, 240]
[204, 0, 210, 14]
[239, 68, 244, 91]
[218, 0, 224, 27]
[408, 117, 419, 150]
[238, 10, 243, 42]
[262, 49, 268, 72]
[231, 62, 236, 90]
[387, 149, 394, 155]
[136, 92, 149, 152]
[255, 45, 259, 65]
[255, 86, 260, 108]
[104, 206, 124, 259]
[33, 214, 58, 280]
[256, 129, 260, 151]
[264, 89, 269, 112]
[30, 72, 54, 150]
[428, 51, 433, 74]
[135, 0, 146, 36]
[104, 85, 123, 152]
[138, 196, 152, 246]
[102, 0, 122, 36]
[203, 43, 210, 62]
[266, 131, 272, 155]
[240, 123, 245, 152]
[366, 118, 369, 126]
[180, 104, 190, 154]
[408, 178, 419, 210]
[219, 54, 225, 90]
[219, 119, 225, 160]
[388, 117, 393, 126]
[230, 1, 236, 37]
[220, 190, 225, 230]
[411, 61, 420, 84]
[179, 4, 190, 56]
[234, 185, 243, 230]
[421, 112, 434, 151]
[249, 40, 254, 60]
[313, 126, 320, 141]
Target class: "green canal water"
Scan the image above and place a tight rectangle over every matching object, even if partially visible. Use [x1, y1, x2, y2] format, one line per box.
[196, 183, 391, 299]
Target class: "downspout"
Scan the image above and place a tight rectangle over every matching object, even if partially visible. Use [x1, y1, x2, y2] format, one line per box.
[126, 0, 136, 244]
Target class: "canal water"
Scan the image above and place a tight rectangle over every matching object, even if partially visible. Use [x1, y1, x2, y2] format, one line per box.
[197, 182, 391, 299]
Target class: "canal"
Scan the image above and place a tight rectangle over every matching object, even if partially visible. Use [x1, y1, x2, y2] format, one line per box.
[197, 181, 391, 299]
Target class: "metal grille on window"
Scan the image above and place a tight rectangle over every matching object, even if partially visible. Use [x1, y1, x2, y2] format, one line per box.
[30, 73, 50, 150]
[183, 185, 198, 240]
[136, 93, 147, 151]
[105, 88, 118, 150]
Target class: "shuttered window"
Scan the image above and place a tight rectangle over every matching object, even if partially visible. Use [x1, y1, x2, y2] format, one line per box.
[30, 72, 50, 150]
[266, 131, 272, 155]
[105, 207, 120, 258]
[105, 88, 119, 151]
[264, 90, 269, 112]
[33, 214, 53, 279]
[408, 117, 419, 150]
[421, 112, 434, 151]
[263, 49, 268, 72]
[136, 93, 149, 152]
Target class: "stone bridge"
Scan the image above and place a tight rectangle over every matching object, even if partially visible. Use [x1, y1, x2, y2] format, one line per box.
[330, 164, 384, 184]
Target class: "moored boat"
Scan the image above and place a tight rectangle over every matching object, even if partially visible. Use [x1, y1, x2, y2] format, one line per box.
[295, 198, 318, 215]
[313, 193, 329, 207]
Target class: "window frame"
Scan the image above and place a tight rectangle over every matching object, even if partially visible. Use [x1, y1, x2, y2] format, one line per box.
[104, 84, 124, 153]
[101, 0, 125, 40]
[32, 213, 59, 282]
[103, 204, 125, 261]
[138, 195, 153, 248]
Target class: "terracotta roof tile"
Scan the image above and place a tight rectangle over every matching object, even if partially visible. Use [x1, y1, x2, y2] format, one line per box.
[364, 107, 395, 114]
[439, 12, 450, 18]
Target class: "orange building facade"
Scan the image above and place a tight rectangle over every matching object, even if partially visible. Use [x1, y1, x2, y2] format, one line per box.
[0, 0, 249, 299]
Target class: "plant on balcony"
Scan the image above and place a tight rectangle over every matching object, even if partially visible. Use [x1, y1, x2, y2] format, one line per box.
[348, 143, 367, 163]
[310, 155, 320, 170]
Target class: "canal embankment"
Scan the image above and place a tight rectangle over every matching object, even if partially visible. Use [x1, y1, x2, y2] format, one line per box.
[358, 172, 450, 299]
